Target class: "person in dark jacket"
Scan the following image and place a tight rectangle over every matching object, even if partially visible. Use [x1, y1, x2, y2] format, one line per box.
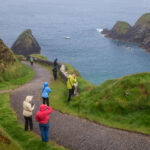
[52, 66, 57, 80]
[41, 82, 51, 106]
[35, 104, 53, 142]
[54, 58, 58, 67]
[53, 58, 58, 80]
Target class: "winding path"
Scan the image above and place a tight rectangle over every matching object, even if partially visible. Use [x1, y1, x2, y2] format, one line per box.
[10, 62, 150, 150]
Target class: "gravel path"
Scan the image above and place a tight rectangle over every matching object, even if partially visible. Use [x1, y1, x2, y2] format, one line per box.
[10, 62, 150, 150]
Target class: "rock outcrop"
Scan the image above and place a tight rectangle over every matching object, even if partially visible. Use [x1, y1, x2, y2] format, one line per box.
[11, 29, 41, 56]
[102, 13, 150, 51]
[0, 39, 16, 72]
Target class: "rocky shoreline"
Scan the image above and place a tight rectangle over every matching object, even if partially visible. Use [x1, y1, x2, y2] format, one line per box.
[101, 13, 150, 52]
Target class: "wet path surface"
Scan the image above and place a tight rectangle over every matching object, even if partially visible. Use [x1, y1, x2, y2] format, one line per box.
[10, 62, 150, 150]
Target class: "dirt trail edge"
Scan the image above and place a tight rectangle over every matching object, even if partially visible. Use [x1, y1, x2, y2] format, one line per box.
[10, 62, 150, 150]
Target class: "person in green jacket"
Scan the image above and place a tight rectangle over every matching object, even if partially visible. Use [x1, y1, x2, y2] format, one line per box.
[67, 74, 77, 102]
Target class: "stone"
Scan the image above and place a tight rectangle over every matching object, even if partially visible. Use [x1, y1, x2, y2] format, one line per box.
[11, 29, 41, 56]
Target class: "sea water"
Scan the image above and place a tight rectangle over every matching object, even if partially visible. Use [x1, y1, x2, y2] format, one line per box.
[1, 0, 150, 85]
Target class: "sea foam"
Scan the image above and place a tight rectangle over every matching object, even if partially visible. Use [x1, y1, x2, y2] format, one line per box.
[96, 28, 103, 33]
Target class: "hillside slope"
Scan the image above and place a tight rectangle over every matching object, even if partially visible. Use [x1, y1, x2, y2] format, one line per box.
[0, 39, 34, 89]
[70, 72, 150, 134]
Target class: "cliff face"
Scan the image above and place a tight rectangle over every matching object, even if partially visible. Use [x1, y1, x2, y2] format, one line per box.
[102, 13, 150, 51]
[0, 39, 16, 72]
[11, 29, 41, 56]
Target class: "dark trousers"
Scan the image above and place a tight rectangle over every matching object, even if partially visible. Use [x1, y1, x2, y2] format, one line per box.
[53, 71, 57, 80]
[24, 116, 33, 131]
[39, 123, 50, 142]
[43, 97, 49, 106]
[68, 89, 74, 102]
[30, 61, 33, 66]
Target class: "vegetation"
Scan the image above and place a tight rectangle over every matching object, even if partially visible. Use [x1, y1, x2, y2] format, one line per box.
[31, 54, 48, 61]
[29, 57, 150, 135]
[135, 13, 150, 28]
[0, 93, 67, 150]
[0, 39, 34, 90]
[64, 63, 94, 92]
[50, 71, 150, 134]
[0, 127, 20, 150]
[15, 55, 26, 61]
[112, 21, 131, 34]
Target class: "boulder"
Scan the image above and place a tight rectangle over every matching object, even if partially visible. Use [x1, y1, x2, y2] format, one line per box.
[11, 29, 41, 56]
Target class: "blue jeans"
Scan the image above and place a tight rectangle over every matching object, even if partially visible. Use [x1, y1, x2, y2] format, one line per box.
[39, 122, 50, 142]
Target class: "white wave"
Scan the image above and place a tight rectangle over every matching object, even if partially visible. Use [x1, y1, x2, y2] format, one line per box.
[96, 28, 103, 33]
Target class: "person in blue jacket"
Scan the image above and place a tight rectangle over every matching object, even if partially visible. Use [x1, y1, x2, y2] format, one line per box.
[41, 82, 51, 106]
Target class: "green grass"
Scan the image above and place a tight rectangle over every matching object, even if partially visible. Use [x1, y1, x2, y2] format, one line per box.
[0, 93, 67, 150]
[31, 54, 48, 61]
[136, 13, 150, 28]
[113, 21, 131, 34]
[0, 127, 21, 150]
[49, 64, 150, 135]
[0, 62, 34, 90]
[34, 59, 150, 135]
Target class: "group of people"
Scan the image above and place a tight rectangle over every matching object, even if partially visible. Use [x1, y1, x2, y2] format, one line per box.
[23, 82, 52, 142]
[23, 58, 77, 142]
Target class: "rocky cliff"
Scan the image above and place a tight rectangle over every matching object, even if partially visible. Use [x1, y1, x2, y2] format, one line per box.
[102, 13, 150, 51]
[0, 39, 16, 72]
[11, 29, 41, 56]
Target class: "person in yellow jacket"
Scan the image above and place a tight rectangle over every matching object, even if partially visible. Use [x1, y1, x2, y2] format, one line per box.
[67, 74, 77, 102]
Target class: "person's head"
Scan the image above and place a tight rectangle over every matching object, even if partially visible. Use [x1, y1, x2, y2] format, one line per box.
[54, 58, 57, 62]
[44, 82, 48, 87]
[40, 104, 47, 112]
[72, 74, 76, 78]
[25, 96, 33, 102]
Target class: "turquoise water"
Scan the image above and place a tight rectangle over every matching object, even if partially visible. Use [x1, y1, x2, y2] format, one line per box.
[1, 0, 150, 84]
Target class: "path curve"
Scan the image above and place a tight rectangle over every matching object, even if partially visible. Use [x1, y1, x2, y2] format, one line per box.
[10, 62, 150, 150]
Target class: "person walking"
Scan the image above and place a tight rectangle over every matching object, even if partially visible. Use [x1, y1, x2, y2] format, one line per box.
[54, 58, 58, 68]
[41, 82, 51, 106]
[29, 56, 34, 66]
[35, 104, 53, 142]
[23, 96, 35, 131]
[67, 74, 77, 102]
[53, 58, 58, 80]
[52, 66, 57, 80]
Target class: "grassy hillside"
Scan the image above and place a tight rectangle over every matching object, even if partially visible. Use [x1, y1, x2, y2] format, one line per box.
[112, 21, 131, 35]
[70, 73, 150, 134]
[51, 67, 150, 134]
[0, 39, 34, 90]
[135, 13, 150, 29]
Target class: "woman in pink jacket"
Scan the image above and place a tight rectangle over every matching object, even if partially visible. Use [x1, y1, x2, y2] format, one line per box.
[35, 104, 53, 142]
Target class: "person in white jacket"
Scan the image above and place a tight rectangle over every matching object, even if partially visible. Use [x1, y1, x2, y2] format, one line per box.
[23, 96, 35, 131]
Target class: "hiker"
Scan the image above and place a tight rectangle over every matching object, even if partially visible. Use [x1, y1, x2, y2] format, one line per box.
[35, 104, 53, 142]
[54, 58, 58, 68]
[23, 96, 35, 131]
[53, 58, 58, 80]
[67, 74, 77, 102]
[41, 82, 51, 106]
[29, 56, 34, 66]
[52, 66, 57, 80]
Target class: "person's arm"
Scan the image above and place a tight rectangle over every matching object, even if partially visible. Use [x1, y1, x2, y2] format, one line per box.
[27, 103, 34, 112]
[71, 77, 77, 85]
[47, 87, 51, 94]
[46, 106, 53, 115]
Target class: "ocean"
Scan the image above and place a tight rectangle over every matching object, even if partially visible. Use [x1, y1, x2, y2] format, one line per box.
[1, 0, 150, 85]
